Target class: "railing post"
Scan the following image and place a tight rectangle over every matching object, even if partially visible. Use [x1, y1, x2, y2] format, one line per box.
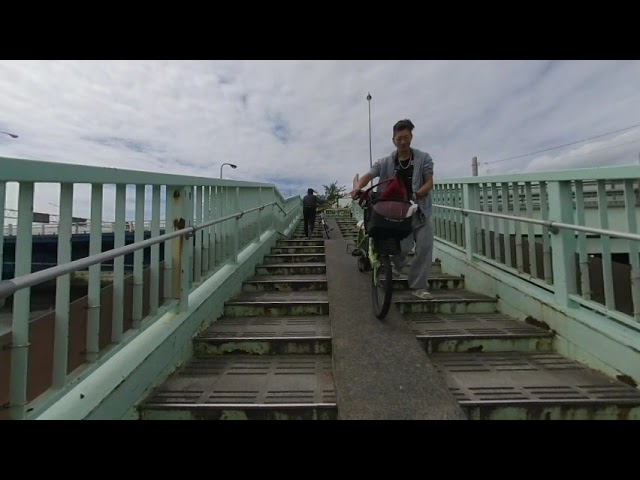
[9, 182, 34, 419]
[233, 187, 240, 262]
[462, 184, 477, 261]
[257, 187, 263, 241]
[547, 180, 577, 308]
[194, 186, 202, 283]
[164, 186, 175, 301]
[86, 184, 104, 361]
[171, 186, 192, 312]
[52, 183, 73, 388]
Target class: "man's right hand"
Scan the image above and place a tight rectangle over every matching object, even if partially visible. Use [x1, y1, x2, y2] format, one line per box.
[350, 188, 362, 200]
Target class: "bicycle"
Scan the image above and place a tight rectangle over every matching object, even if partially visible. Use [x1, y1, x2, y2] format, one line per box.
[319, 210, 332, 239]
[347, 180, 416, 319]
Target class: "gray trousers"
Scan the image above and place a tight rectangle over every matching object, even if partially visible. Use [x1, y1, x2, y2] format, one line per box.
[392, 213, 433, 290]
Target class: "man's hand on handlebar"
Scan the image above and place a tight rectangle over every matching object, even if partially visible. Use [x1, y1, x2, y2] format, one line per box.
[350, 188, 362, 200]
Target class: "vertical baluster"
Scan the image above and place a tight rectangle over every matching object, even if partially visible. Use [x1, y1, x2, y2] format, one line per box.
[501, 182, 512, 269]
[203, 186, 211, 273]
[539, 182, 553, 285]
[86, 183, 103, 362]
[208, 186, 216, 269]
[52, 183, 73, 387]
[233, 187, 240, 262]
[132, 184, 145, 328]
[0, 182, 5, 282]
[474, 183, 483, 257]
[462, 184, 477, 261]
[164, 186, 174, 301]
[491, 183, 500, 262]
[483, 184, 491, 258]
[574, 180, 591, 300]
[150, 185, 161, 315]
[9, 181, 34, 419]
[512, 182, 524, 273]
[258, 187, 263, 241]
[597, 180, 615, 310]
[112, 184, 126, 343]
[194, 186, 202, 283]
[623, 179, 640, 322]
[456, 184, 464, 247]
[525, 182, 537, 278]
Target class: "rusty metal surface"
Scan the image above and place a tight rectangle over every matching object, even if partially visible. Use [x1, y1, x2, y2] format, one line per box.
[226, 291, 329, 304]
[198, 316, 331, 340]
[256, 262, 326, 269]
[431, 352, 640, 405]
[143, 355, 336, 407]
[246, 274, 328, 283]
[405, 313, 554, 338]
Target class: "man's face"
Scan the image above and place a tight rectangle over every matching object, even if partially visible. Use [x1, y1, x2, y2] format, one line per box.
[393, 129, 412, 151]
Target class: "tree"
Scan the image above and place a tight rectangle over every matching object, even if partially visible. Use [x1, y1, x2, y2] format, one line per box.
[322, 181, 348, 209]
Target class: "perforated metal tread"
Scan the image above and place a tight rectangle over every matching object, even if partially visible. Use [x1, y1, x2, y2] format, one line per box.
[143, 355, 336, 408]
[264, 253, 326, 260]
[430, 352, 640, 406]
[245, 274, 328, 282]
[405, 313, 553, 338]
[393, 289, 496, 302]
[198, 316, 331, 340]
[258, 262, 327, 268]
[226, 291, 329, 304]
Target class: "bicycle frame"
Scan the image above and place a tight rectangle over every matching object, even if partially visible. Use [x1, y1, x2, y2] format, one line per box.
[351, 180, 404, 319]
[320, 210, 331, 239]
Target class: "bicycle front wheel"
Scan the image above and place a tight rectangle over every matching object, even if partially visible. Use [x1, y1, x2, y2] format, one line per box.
[372, 254, 393, 319]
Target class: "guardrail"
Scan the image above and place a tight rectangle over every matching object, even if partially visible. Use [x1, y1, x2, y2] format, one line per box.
[0, 156, 300, 419]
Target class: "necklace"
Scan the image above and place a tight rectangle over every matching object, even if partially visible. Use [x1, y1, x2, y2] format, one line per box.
[398, 154, 413, 170]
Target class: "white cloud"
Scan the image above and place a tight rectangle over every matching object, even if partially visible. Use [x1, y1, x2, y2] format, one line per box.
[1, 60, 640, 214]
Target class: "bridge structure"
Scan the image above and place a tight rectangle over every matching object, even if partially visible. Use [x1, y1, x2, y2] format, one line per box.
[1, 155, 640, 420]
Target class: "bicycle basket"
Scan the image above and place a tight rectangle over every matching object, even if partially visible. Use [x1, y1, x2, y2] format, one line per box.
[365, 199, 413, 240]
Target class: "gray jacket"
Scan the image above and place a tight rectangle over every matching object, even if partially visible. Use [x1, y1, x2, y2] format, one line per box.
[367, 147, 434, 216]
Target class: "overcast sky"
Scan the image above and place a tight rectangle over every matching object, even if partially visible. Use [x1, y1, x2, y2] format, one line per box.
[1, 60, 640, 216]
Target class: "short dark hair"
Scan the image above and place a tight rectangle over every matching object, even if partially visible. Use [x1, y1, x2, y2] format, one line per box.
[307, 188, 314, 195]
[393, 119, 415, 135]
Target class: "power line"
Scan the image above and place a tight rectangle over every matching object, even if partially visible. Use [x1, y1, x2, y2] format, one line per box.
[485, 122, 640, 165]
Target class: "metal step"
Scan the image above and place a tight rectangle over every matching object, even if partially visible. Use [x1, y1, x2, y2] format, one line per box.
[271, 246, 325, 254]
[194, 316, 332, 355]
[404, 313, 554, 353]
[430, 351, 640, 420]
[242, 274, 327, 292]
[276, 239, 324, 247]
[140, 355, 337, 420]
[393, 289, 498, 314]
[390, 273, 465, 290]
[255, 262, 326, 275]
[263, 253, 326, 263]
[224, 291, 329, 317]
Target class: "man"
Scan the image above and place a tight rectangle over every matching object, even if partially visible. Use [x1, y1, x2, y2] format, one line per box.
[302, 188, 318, 238]
[350, 119, 434, 300]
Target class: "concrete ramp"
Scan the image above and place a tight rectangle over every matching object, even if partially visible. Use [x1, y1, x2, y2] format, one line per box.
[324, 238, 467, 420]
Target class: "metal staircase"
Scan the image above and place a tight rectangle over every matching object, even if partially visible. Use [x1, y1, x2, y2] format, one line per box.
[139, 214, 640, 420]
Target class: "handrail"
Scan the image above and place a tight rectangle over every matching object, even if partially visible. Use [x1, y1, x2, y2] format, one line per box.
[434, 203, 640, 242]
[0, 200, 287, 300]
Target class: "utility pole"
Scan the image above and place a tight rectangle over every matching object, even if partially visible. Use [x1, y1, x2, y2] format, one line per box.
[472, 156, 478, 176]
[367, 93, 372, 170]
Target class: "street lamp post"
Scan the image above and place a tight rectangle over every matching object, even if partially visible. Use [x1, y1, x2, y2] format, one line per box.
[220, 162, 237, 178]
[0, 130, 18, 139]
[366, 93, 372, 170]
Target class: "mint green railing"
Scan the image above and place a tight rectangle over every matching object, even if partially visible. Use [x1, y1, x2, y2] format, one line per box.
[432, 165, 640, 327]
[0, 156, 300, 419]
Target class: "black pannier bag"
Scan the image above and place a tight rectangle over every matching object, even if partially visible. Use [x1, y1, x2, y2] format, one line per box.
[365, 198, 413, 240]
